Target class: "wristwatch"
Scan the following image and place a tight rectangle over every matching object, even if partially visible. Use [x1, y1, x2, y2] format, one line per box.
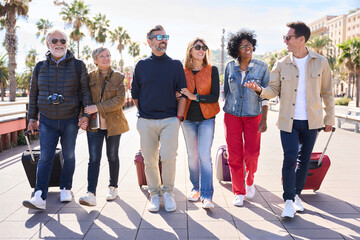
[177, 115, 184, 122]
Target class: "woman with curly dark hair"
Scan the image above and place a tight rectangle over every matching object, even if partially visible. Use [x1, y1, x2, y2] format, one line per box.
[223, 29, 269, 207]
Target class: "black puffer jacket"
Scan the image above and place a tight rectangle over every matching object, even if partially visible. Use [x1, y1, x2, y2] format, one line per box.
[28, 50, 92, 120]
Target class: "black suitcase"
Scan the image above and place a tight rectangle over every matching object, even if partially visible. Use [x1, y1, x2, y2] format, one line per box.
[21, 131, 63, 188]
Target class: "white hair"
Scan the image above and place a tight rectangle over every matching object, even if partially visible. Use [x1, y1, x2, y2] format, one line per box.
[45, 29, 69, 43]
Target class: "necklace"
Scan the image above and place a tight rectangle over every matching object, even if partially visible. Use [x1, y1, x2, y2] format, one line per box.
[192, 65, 203, 71]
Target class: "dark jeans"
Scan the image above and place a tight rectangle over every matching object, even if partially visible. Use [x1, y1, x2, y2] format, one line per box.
[36, 114, 79, 199]
[280, 120, 318, 201]
[86, 130, 121, 194]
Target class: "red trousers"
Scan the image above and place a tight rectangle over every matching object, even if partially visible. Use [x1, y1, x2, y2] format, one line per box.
[224, 113, 262, 195]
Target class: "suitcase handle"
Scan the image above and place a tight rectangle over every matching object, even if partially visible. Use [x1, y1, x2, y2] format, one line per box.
[24, 130, 39, 164]
[317, 127, 335, 165]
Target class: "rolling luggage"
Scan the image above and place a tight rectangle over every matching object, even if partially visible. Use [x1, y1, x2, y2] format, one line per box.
[215, 145, 232, 182]
[134, 150, 162, 187]
[21, 130, 63, 188]
[303, 127, 335, 191]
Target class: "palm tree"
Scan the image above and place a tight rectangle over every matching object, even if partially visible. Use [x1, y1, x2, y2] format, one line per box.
[25, 49, 37, 73]
[348, 38, 360, 107]
[338, 39, 355, 99]
[0, 0, 32, 101]
[23, 49, 37, 93]
[81, 45, 91, 61]
[60, 0, 90, 58]
[0, 53, 9, 101]
[87, 13, 109, 44]
[307, 36, 332, 55]
[110, 26, 131, 72]
[36, 18, 53, 44]
[16, 72, 30, 95]
[128, 41, 140, 65]
[68, 39, 77, 55]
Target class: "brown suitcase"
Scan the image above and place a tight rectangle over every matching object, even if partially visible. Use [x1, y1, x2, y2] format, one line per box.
[134, 150, 162, 187]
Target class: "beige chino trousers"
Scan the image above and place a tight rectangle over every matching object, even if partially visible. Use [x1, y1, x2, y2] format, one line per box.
[137, 117, 179, 196]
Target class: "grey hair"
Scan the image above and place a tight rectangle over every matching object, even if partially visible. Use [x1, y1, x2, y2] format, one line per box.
[45, 29, 69, 43]
[92, 47, 110, 60]
[147, 25, 165, 39]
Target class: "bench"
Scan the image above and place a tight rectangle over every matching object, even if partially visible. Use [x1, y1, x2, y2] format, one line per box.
[335, 101, 360, 133]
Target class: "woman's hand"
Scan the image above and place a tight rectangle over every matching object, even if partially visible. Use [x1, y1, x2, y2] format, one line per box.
[84, 105, 98, 114]
[78, 117, 89, 130]
[180, 88, 197, 101]
[244, 81, 262, 94]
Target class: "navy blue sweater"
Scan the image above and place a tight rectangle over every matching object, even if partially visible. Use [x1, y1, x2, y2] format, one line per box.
[131, 53, 187, 119]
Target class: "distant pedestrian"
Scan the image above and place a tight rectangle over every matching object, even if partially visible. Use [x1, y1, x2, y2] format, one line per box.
[245, 21, 335, 218]
[223, 29, 269, 207]
[78, 47, 129, 206]
[131, 25, 187, 212]
[180, 38, 220, 209]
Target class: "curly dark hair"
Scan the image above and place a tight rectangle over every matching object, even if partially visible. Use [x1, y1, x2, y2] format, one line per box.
[227, 29, 257, 59]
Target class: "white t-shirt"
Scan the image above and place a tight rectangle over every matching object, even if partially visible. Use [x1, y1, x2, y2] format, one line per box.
[293, 55, 309, 120]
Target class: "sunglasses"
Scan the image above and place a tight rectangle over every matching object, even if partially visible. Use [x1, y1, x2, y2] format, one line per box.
[51, 38, 67, 44]
[283, 35, 297, 41]
[193, 44, 208, 51]
[149, 35, 169, 41]
[239, 43, 253, 51]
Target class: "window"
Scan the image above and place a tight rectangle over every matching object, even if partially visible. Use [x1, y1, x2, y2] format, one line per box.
[339, 21, 341, 26]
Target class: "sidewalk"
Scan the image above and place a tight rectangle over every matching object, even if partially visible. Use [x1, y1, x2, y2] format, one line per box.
[0, 105, 359, 240]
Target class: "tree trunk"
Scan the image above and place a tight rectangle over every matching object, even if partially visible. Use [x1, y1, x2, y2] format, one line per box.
[356, 69, 360, 107]
[1, 82, 4, 101]
[120, 52, 124, 72]
[77, 40, 80, 59]
[351, 73, 355, 100]
[347, 72, 352, 98]
[5, 7, 17, 102]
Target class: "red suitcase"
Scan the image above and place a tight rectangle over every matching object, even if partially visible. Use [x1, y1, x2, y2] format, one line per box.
[134, 150, 162, 187]
[302, 127, 335, 191]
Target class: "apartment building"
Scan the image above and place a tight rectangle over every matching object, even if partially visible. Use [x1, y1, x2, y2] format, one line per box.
[346, 9, 360, 40]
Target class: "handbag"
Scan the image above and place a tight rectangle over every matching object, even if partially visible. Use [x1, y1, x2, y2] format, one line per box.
[89, 71, 114, 130]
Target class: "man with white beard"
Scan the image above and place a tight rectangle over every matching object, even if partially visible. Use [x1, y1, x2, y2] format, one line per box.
[23, 29, 92, 210]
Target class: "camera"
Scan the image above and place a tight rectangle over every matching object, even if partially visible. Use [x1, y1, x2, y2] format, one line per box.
[47, 93, 64, 104]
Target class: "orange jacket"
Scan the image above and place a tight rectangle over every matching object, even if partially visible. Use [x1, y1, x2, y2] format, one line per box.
[183, 65, 220, 120]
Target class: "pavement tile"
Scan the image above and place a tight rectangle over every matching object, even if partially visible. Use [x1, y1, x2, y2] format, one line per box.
[288, 228, 344, 239]
[49, 207, 101, 222]
[234, 220, 291, 240]
[187, 206, 233, 221]
[136, 228, 187, 240]
[335, 228, 360, 240]
[35, 219, 93, 238]
[319, 213, 360, 230]
[0, 221, 41, 239]
[279, 212, 331, 229]
[5, 207, 58, 221]
[188, 219, 239, 238]
[140, 212, 187, 229]
[83, 228, 137, 240]
[308, 201, 360, 214]
[229, 206, 278, 221]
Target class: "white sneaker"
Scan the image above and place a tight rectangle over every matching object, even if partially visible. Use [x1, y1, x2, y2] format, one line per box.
[294, 195, 304, 212]
[281, 200, 296, 218]
[23, 190, 46, 210]
[79, 192, 97, 206]
[148, 194, 160, 212]
[202, 199, 215, 209]
[106, 186, 118, 201]
[233, 194, 245, 207]
[60, 188, 72, 202]
[163, 192, 177, 212]
[245, 184, 256, 199]
[188, 190, 200, 202]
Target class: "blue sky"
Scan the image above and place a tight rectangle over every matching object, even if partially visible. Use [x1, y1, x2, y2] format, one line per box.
[0, 0, 359, 73]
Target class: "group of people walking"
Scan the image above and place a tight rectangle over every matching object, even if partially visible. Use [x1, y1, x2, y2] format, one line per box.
[23, 21, 335, 219]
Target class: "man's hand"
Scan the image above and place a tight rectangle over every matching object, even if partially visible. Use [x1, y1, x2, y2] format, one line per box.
[244, 81, 262, 94]
[27, 119, 38, 134]
[84, 105, 98, 114]
[324, 125, 333, 132]
[78, 117, 89, 130]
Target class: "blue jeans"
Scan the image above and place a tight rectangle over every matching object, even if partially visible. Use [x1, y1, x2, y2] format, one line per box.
[87, 130, 121, 194]
[36, 114, 79, 199]
[181, 118, 215, 201]
[281, 120, 318, 201]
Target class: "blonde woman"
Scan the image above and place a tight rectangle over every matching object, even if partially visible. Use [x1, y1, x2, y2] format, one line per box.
[180, 38, 220, 209]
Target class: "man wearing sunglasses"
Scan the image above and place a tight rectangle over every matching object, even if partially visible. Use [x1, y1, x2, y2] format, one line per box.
[131, 25, 187, 213]
[23, 29, 92, 210]
[245, 22, 334, 218]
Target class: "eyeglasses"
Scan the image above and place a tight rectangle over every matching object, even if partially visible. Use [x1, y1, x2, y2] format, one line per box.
[283, 35, 297, 41]
[192, 44, 208, 51]
[239, 43, 252, 51]
[99, 54, 111, 59]
[51, 38, 67, 44]
[149, 35, 169, 41]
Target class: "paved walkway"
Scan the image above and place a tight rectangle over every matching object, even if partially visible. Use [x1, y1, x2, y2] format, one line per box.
[0, 104, 359, 240]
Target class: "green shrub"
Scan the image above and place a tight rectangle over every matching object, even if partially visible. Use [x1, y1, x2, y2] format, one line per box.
[17, 133, 27, 145]
[335, 97, 351, 106]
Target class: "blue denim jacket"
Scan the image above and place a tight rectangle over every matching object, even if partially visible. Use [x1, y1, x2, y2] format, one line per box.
[223, 58, 269, 117]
